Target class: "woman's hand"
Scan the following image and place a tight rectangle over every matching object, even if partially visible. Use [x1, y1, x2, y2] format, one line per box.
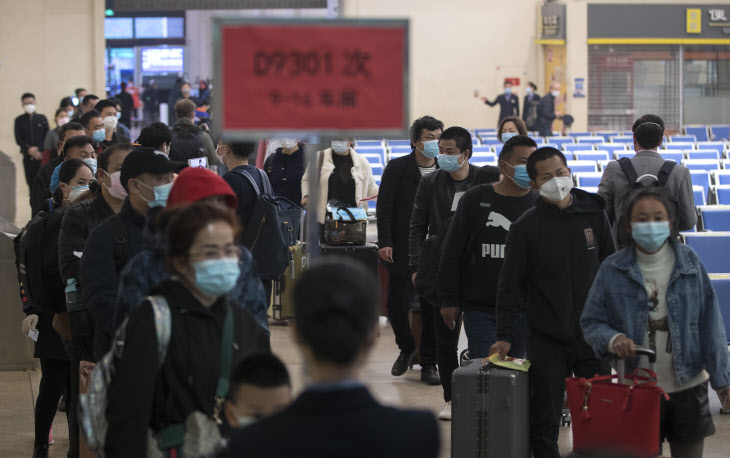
[301, 196, 308, 209]
[610, 335, 636, 360]
[22, 315, 38, 337]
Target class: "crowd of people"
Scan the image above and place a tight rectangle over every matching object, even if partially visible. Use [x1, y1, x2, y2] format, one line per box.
[11, 85, 730, 458]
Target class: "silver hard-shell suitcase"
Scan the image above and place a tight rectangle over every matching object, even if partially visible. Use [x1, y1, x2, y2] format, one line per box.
[451, 358, 530, 458]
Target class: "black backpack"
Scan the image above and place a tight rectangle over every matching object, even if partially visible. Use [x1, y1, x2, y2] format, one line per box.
[234, 168, 303, 280]
[169, 128, 205, 162]
[14, 201, 66, 313]
[616, 157, 681, 232]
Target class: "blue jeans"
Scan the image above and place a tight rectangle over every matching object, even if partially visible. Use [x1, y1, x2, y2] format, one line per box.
[463, 308, 528, 359]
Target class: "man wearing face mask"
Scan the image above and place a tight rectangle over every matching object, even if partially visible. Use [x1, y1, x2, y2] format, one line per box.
[80, 109, 106, 155]
[409, 126, 500, 420]
[80, 148, 178, 360]
[490, 147, 615, 458]
[15, 92, 50, 189]
[437, 136, 538, 362]
[264, 139, 305, 206]
[31, 123, 87, 216]
[93, 99, 129, 150]
[536, 82, 564, 137]
[377, 116, 442, 384]
[136, 122, 173, 157]
[57, 143, 133, 457]
[480, 81, 519, 123]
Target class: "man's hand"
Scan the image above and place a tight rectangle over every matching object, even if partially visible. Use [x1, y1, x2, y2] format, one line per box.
[718, 386, 730, 414]
[27, 147, 41, 160]
[301, 196, 308, 209]
[441, 307, 459, 330]
[378, 247, 393, 263]
[610, 335, 636, 360]
[480, 97, 488, 102]
[22, 315, 38, 336]
[489, 341, 512, 360]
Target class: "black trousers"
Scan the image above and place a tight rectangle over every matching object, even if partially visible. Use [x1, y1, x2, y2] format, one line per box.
[35, 358, 70, 446]
[528, 333, 610, 458]
[386, 273, 435, 368]
[433, 305, 462, 402]
[23, 153, 41, 190]
[67, 336, 95, 458]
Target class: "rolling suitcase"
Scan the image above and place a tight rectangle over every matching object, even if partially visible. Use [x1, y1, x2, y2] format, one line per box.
[319, 243, 378, 278]
[452, 358, 530, 458]
[270, 241, 307, 321]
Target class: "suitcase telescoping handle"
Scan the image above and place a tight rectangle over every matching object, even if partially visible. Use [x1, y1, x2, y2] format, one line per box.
[615, 346, 656, 384]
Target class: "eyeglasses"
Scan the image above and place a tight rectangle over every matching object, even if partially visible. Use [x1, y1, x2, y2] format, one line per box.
[189, 245, 241, 262]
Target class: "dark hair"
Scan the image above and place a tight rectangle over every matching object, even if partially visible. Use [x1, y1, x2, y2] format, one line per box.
[110, 97, 121, 107]
[526, 147, 567, 181]
[53, 158, 93, 204]
[120, 82, 127, 91]
[528, 82, 537, 90]
[94, 99, 117, 115]
[499, 135, 538, 163]
[98, 143, 133, 173]
[632, 114, 664, 150]
[198, 99, 211, 108]
[75, 88, 86, 97]
[54, 108, 69, 120]
[229, 353, 290, 401]
[439, 126, 473, 159]
[294, 258, 378, 365]
[497, 116, 528, 141]
[80, 110, 102, 129]
[82, 94, 99, 106]
[409, 115, 444, 149]
[60, 122, 85, 142]
[60, 97, 74, 109]
[21, 92, 35, 101]
[137, 122, 172, 150]
[165, 202, 241, 268]
[503, 80, 512, 87]
[63, 135, 94, 157]
[617, 187, 678, 247]
[175, 99, 196, 119]
[230, 142, 257, 160]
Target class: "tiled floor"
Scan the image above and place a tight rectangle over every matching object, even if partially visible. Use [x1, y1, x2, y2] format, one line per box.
[1, 320, 728, 457]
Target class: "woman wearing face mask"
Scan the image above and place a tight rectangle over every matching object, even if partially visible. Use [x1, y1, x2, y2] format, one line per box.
[104, 202, 269, 458]
[497, 116, 528, 143]
[582, 187, 730, 458]
[42, 108, 72, 164]
[300, 140, 379, 228]
[53, 159, 94, 207]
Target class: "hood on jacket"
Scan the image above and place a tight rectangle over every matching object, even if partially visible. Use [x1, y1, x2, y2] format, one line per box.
[173, 117, 200, 134]
[168, 166, 238, 209]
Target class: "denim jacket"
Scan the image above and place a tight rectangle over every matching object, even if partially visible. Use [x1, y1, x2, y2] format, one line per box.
[581, 240, 730, 389]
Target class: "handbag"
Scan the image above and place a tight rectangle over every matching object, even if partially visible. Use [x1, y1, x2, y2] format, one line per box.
[148, 303, 234, 458]
[324, 206, 367, 245]
[566, 349, 669, 457]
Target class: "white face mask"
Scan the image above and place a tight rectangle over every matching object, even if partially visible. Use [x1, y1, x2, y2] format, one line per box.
[24, 104, 36, 114]
[551, 90, 560, 98]
[103, 115, 118, 130]
[281, 139, 298, 149]
[540, 176, 573, 203]
[331, 141, 350, 155]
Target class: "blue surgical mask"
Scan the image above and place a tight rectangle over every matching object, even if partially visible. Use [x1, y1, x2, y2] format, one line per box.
[504, 163, 531, 189]
[504, 87, 512, 95]
[631, 221, 670, 253]
[525, 87, 533, 95]
[194, 257, 241, 297]
[501, 132, 518, 143]
[437, 153, 465, 173]
[116, 112, 121, 120]
[92, 128, 105, 142]
[83, 158, 97, 176]
[137, 181, 173, 208]
[419, 140, 439, 159]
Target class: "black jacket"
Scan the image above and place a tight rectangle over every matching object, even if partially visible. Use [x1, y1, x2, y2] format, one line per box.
[484, 93, 519, 121]
[105, 279, 270, 458]
[536, 93, 558, 134]
[522, 93, 541, 127]
[496, 189, 616, 346]
[438, 184, 538, 310]
[14, 113, 49, 154]
[115, 91, 134, 128]
[80, 199, 146, 359]
[59, 190, 115, 284]
[376, 152, 436, 277]
[264, 147, 305, 205]
[224, 165, 271, 229]
[30, 156, 62, 217]
[408, 165, 500, 274]
[225, 386, 439, 458]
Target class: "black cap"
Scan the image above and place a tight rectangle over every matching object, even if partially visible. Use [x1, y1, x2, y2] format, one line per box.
[120, 147, 184, 191]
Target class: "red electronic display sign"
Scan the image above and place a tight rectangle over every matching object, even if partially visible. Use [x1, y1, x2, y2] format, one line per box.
[213, 19, 409, 140]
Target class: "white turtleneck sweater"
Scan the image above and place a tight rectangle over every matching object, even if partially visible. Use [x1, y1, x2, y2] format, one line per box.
[635, 242, 708, 393]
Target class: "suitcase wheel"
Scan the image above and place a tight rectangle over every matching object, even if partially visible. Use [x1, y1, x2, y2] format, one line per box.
[561, 410, 571, 427]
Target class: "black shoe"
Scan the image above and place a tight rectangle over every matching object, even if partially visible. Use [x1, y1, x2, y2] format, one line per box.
[421, 365, 441, 385]
[32, 444, 49, 458]
[391, 349, 418, 376]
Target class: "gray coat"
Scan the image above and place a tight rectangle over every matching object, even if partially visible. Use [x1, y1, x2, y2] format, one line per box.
[597, 150, 697, 231]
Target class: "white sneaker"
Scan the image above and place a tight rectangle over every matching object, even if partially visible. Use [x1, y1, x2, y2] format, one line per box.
[438, 401, 452, 421]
